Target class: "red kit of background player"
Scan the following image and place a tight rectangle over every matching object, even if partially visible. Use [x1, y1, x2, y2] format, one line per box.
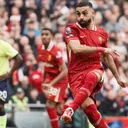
[37, 42, 68, 102]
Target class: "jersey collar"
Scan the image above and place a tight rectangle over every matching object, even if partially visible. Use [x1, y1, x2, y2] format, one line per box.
[47, 41, 54, 51]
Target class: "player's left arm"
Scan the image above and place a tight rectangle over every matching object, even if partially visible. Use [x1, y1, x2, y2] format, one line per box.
[0, 54, 23, 80]
[103, 53, 127, 88]
[9, 54, 23, 76]
[102, 39, 127, 88]
[0, 41, 23, 80]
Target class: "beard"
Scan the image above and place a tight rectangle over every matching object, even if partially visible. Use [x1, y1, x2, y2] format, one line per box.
[78, 19, 91, 28]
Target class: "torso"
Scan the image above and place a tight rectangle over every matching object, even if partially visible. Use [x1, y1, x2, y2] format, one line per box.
[64, 23, 108, 74]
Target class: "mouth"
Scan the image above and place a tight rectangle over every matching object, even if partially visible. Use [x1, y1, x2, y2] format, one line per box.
[80, 21, 87, 24]
[42, 39, 47, 43]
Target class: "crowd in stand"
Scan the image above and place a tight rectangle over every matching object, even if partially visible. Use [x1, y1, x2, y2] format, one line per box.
[1, 0, 128, 122]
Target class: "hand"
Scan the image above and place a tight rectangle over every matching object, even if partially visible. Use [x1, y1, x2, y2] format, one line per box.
[104, 48, 120, 59]
[42, 83, 52, 89]
[42, 83, 52, 96]
[0, 72, 11, 81]
[116, 77, 127, 88]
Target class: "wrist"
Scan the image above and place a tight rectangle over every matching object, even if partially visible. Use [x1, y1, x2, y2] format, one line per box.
[50, 82, 54, 86]
[96, 47, 105, 53]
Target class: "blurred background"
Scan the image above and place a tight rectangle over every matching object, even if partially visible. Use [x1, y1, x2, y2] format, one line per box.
[1, 0, 128, 127]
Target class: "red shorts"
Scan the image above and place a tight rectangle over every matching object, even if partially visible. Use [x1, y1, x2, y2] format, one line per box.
[43, 76, 68, 103]
[69, 68, 104, 103]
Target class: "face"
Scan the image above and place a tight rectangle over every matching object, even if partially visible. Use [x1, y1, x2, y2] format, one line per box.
[76, 6, 94, 27]
[41, 30, 53, 45]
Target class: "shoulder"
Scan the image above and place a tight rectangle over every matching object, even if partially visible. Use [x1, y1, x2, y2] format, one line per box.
[52, 45, 63, 58]
[52, 45, 62, 52]
[0, 39, 12, 49]
[97, 26, 108, 38]
[37, 43, 44, 52]
[0, 39, 8, 45]
[65, 23, 78, 33]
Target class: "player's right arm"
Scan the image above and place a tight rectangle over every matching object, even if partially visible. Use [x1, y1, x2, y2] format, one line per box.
[64, 25, 117, 56]
[42, 70, 47, 83]
[69, 40, 100, 54]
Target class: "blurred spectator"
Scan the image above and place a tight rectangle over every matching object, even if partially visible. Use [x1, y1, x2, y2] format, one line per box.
[105, 14, 121, 32]
[28, 88, 40, 104]
[8, 87, 29, 112]
[54, 32, 68, 65]
[99, 90, 120, 116]
[20, 76, 30, 97]
[94, 11, 103, 26]
[119, 0, 128, 29]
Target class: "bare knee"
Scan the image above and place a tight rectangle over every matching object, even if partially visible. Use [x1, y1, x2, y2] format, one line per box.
[81, 97, 94, 110]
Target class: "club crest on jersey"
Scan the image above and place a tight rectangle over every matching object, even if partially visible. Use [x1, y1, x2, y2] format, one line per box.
[48, 55, 52, 61]
[99, 36, 102, 44]
[66, 27, 71, 34]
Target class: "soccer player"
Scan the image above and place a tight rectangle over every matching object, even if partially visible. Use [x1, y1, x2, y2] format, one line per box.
[61, 1, 127, 128]
[0, 40, 22, 128]
[37, 28, 68, 128]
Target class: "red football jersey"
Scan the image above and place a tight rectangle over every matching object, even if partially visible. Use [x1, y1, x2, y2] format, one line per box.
[37, 42, 64, 78]
[64, 23, 108, 74]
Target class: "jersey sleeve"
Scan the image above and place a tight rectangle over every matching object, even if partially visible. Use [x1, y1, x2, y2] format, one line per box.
[2, 41, 18, 58]
[55, 49, 64, 65]
[63, 24, 79, 44]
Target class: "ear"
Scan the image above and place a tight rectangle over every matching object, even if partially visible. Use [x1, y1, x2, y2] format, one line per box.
[92, 9, 95, 16]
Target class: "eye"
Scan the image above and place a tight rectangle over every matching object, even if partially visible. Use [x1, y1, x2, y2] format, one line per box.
[76, 12, 80, 16]
[82, 12, 88, 16]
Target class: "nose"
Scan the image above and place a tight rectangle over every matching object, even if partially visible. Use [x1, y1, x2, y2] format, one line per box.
[80, 14, 84, 20]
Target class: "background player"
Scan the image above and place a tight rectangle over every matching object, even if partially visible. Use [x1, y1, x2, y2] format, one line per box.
[37, 28, 68, 128]
[0, 39, 22, 128]
[61, 1, 127, 128]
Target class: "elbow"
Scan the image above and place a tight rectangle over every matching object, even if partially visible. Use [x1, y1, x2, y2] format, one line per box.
[16, 54, 23, 65]
[64, 68, 68, 77]
[63, 68, 68, 78]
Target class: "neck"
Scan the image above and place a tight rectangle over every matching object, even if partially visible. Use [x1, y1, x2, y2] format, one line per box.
[87, 21, 94, 29]
[44, 43, 49, 49]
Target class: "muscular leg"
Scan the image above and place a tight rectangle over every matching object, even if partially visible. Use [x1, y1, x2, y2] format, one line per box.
[46, 99, 59, 128]
[69, 71, 101, 112]
[61, 70, 103, 123]
[0, 104, 7, 128]
[81, 97, 109, 128]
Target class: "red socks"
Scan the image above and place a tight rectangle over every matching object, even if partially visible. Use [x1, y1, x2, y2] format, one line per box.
[46, 107, 59, 128]
[70, 89, 88, 111]
[69, 72, 98, 111]
[84, 104, 109, 128]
